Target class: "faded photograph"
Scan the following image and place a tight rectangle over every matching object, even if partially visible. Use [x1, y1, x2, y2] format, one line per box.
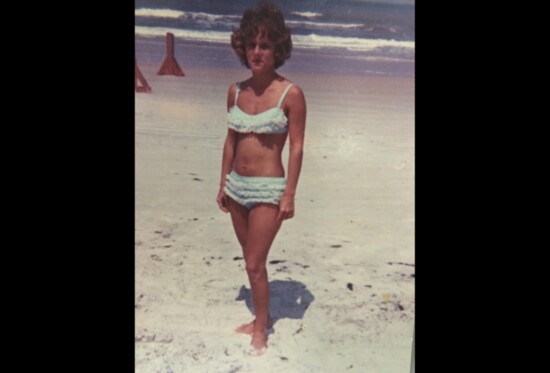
[135, 0, 414, 371]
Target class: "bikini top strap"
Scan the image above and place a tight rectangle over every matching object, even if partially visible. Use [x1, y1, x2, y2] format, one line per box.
[234, 82, 241, 105]
[277, 83, 294, 108]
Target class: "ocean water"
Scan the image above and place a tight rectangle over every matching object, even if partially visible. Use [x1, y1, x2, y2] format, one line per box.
[135, 0, 415, 77]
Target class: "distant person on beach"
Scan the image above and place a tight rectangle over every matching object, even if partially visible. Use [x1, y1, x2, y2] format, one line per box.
[216, 1, 307, 355]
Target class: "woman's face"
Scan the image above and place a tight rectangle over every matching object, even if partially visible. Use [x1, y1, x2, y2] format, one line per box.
[246, 33, 276, 73]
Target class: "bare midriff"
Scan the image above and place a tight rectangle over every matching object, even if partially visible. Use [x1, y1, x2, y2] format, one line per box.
[232, 132, 288, 177]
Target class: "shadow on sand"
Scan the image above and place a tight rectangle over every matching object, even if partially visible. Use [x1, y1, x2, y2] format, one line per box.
[235, 279, 315, 324]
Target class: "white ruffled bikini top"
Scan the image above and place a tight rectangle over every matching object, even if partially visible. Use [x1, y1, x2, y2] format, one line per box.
[227, 82, 294, 134]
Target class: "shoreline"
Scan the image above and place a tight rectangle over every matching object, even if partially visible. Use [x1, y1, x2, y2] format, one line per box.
[135, 36, 415, 78]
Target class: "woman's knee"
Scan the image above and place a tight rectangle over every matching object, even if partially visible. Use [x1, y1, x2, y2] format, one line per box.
[245, 261, 267, 281]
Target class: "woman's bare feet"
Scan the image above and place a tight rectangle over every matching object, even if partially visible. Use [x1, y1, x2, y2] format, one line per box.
[235, 320, 255, 334]
[235, 318, 274, 335]
[250, 330, 268, 355]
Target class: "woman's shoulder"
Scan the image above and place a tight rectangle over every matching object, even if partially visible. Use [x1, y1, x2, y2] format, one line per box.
[278, 80, 305, 110]
[227, 81, 241, 99]
[227, 81, 241, 108]
[283, 81, 305, 100]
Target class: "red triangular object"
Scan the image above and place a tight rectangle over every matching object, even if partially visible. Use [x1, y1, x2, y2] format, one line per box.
[135, 60, 152, 93]
[157, 33, 185, 76]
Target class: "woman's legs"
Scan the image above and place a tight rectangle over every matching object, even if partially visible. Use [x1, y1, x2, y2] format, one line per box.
[243, 203, 282, 351]
[227, 198, 282, 352]
[227, 198, 255, 333]
[227, 197, 249, 250]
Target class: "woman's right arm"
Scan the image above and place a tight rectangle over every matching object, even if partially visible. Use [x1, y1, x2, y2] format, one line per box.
[217, 84, 238, 212]
[217, 129, 237, 212]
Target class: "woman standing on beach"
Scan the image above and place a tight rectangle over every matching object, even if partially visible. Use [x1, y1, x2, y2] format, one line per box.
[216, 1, 307, 355]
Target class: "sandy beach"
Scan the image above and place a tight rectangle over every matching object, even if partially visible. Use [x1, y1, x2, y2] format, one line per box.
[135, 60, 414, 372]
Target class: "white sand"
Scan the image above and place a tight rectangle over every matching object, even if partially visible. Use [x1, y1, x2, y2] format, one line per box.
[135, 64, 414, 372]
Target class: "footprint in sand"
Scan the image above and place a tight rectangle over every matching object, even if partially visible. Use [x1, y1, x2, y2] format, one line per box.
[388, 261, 415, 267]
[135, 293, 145, 307]
[276, 265, 289, 273]
[153, 230, 172, 239]
[135, 333, 156, 343]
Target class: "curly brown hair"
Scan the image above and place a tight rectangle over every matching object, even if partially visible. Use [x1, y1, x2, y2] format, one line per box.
[231, 1, 292, 69]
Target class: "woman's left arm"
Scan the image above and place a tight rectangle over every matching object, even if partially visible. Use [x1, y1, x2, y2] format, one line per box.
[278, 85, 307, 222]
